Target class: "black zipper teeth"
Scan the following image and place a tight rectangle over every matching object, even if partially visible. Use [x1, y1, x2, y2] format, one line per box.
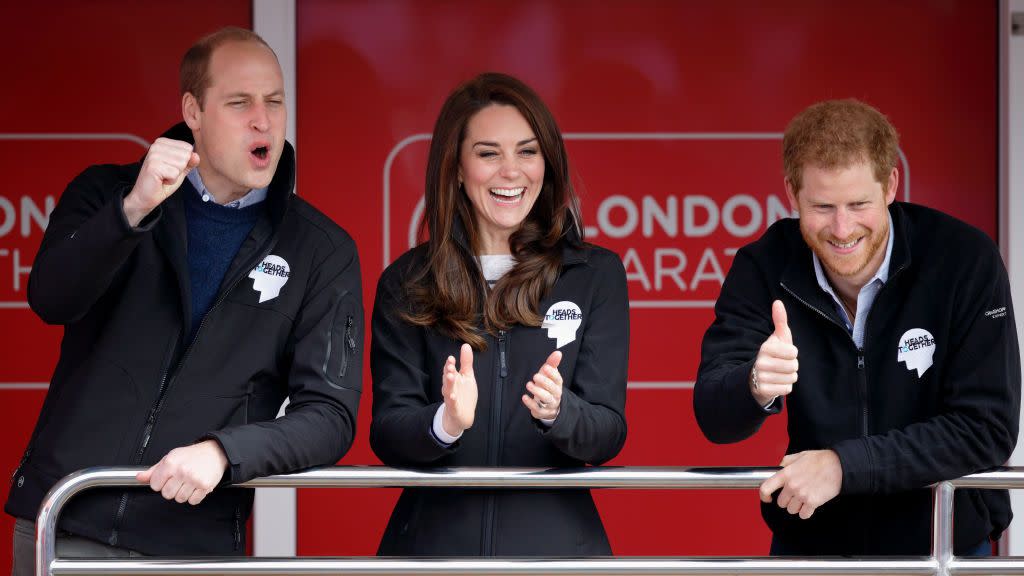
[339, 315, 354, 378]
[346, 316, 355, 348]
[857, 351, 868, 434]
[112, 242, 276, 544]
[482, 330, 508, 555]
[780, 283, 849, 334]
[234, 507, 242, 550]
[780, 283, 866, 439]
[780, 259, 907, 440]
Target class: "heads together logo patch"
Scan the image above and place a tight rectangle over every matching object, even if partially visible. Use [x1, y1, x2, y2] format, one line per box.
[897, 328, 936, 377]
[249, 255, 290, 303]
[542, 301, 583, 348]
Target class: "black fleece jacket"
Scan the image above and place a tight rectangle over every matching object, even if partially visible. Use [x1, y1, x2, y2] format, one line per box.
[370, 234, 628, 556]
[694, 202, 1020, 555]
[6, 123, 363, 555]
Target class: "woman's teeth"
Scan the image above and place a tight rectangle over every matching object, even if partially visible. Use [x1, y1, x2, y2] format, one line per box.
[490, 187, 524, 203]
[490, 187, 524, 197]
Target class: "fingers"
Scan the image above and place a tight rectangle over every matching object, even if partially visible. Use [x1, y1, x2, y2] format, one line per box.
[544, 350, 562, 370]
[760, 452, 834, 520]
[779, 453, 801, 467]
[759, 472, 784, 503]
[752, 326, 799, 403]
[161, 477, 184, 501]
[140, 443, 225, 507]
[441, 365, 457, 400]
[772, 300, 792, 344]
[522, 392, 557, 420]
[458, 343, 474, 376]
[188, 489, 208, 506]
[798, 503, 816, 520]
[755, 356, 799, 374]
[760, 339, 798, 361]
[525, 381, 557, 406]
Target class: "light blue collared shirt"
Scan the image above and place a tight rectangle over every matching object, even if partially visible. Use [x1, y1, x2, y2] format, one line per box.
[186, 170, 268, 209]
[811, 214, 894, 349]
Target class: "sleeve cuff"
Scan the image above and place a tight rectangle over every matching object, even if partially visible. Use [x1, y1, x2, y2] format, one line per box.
[431, 404, 462, 446]
[832, 437, 872, 494]
[539, 410, 558, 427]
[116, 185, 161, 233]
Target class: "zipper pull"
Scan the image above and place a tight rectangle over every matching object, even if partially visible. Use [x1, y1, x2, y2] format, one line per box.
[11, 449, 30, 484]
[345, 316, 356, 349]
[857, 353, 865, 370]
[498, 330, 508, 378]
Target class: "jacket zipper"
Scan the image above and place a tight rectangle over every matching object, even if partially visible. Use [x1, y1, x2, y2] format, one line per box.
[110, 241, 276, 546]
[780, 258, 907, 441]
[482, 330, 508, 555]
[10, 448, 32, 486]
[339, 315, 355, 378]
[780, 284, 868, 441]
[857, 351, 868, 435]
[234, 506, 242, 551]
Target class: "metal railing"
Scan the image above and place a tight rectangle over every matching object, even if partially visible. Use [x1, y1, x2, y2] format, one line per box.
[33, 466, 1024, 575]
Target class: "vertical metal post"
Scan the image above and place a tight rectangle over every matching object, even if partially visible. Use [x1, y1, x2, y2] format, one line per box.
[932, 481, 955, 576]
[35, 483, 60, 576]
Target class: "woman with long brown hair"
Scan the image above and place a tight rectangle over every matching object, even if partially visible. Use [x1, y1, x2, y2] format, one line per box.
[370, 72, 628, 556]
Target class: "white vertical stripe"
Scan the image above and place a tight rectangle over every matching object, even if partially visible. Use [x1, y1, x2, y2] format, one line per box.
[1003, 0, 1024, 556]
[253, 0, 298, 558]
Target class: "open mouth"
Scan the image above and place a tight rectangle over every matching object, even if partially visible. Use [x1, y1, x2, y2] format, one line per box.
[252, 146, 268, 160]
[489, 187, 524, 204]
[827, 237, 862, 252]
[250, 144, 271, 168]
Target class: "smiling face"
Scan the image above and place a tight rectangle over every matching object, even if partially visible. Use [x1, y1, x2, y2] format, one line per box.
[458, 104, 545, 254]
[786, 161, 897, 294]
[183, 40, 285, 203]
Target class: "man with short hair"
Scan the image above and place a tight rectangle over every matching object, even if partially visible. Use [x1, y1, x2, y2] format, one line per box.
[694, 99, 1020, 555]
[7, 27, 363, 574]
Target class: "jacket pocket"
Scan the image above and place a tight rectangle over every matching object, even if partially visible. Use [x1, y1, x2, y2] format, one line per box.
[340, 315, 355, 378]
[322, 291, 357, 389]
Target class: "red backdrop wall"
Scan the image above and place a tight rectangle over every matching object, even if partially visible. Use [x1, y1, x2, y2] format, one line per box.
[0, 0, 997, 568]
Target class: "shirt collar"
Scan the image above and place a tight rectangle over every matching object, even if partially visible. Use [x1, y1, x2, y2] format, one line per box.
[186, 169, 268, 209]
[812, 212, 895, 296]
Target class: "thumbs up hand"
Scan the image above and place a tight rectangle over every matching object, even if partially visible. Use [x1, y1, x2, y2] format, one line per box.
[750, 300, 799, 406]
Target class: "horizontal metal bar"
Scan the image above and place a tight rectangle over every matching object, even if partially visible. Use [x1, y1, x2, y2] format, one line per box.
[40, 467, 1024, 576]
[48, 557, 939, 576]
[950, 556, 1024, 574]
[52, 466, 783, 490]
[54, 466, 1024, 490]
[949, 470, 1024, 489]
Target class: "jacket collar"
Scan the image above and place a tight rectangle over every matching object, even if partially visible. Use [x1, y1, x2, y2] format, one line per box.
[148, 122, 295, 340]
[150, 122, 295, 228]
[779, 202, 912, 313]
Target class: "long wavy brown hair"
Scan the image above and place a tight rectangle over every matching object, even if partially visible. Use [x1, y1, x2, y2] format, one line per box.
[401, 72, 583, 350]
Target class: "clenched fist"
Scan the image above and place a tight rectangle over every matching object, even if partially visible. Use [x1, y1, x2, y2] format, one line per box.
[123, 137, 200, 226]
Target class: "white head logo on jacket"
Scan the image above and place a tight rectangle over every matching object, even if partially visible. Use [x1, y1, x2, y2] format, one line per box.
[897, 328, 936, 377]
[542, 301, 582, 348]
[249, 255, 290, 303]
